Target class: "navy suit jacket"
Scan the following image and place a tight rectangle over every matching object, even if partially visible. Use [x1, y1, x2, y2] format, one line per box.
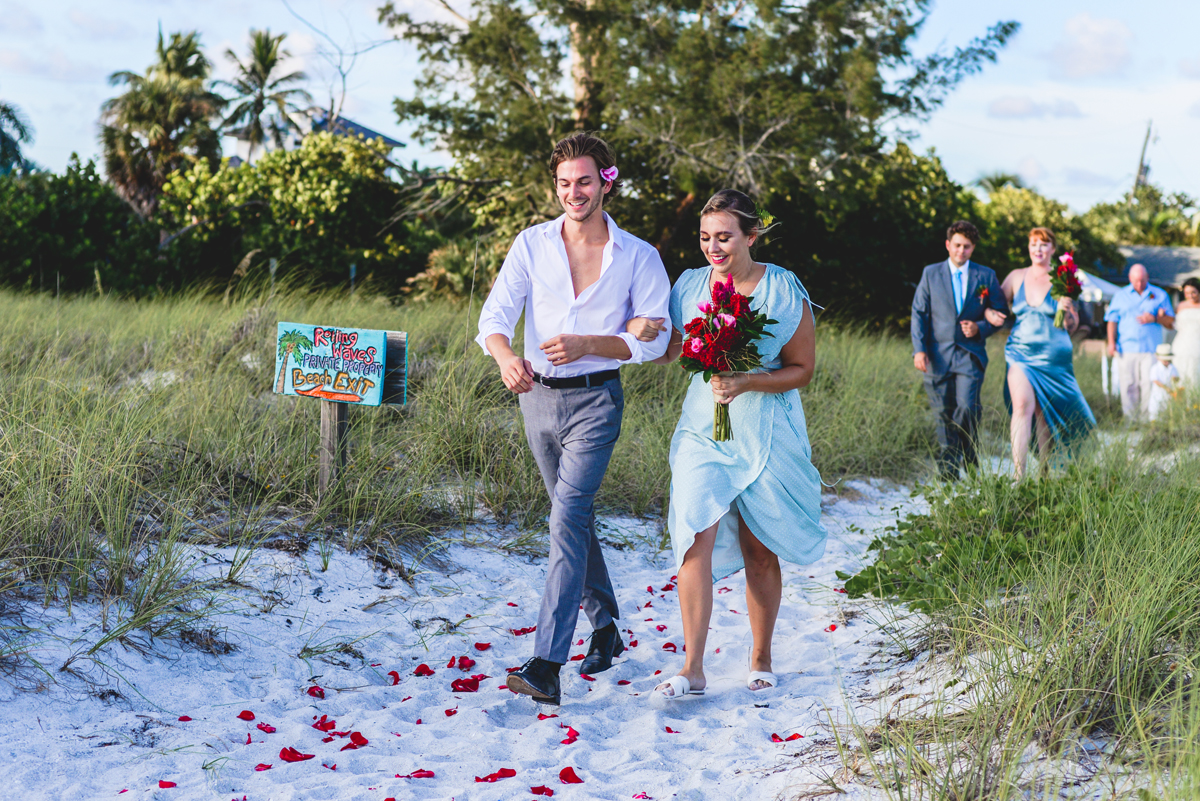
[910, 260, 1008, 377]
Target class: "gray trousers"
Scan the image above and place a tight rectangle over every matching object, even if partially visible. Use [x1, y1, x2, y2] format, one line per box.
[924, 368, 984, 476]
[1118, 352, 1155, 419]
[519, 378, 623, 664]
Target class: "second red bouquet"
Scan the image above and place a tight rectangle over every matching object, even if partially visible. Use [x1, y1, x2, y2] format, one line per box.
[679, 273, 777, 441]
[1051, 251, 1083, 328]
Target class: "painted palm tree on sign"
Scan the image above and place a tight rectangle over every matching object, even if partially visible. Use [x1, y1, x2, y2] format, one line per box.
[218, 29, 312, 162]
[0, 93, 33, 174]
[276, 329, 314, 393]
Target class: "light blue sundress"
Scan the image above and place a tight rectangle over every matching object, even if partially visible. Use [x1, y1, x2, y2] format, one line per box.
[667, 264, 827, 582]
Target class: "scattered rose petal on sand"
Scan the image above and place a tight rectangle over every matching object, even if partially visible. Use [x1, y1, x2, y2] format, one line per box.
[451, 676, 480, 692]
[654, 670, 662, 675]
[532, 785, 555, 796]
[537, 713, 559, 720]
[560, 725, 579, 744]
[445, 708, 458, 717]
[717, 587, 731, 594]
[256, 722, 276, 734]
[398, 769, 435, 779]
[177, 716, 191, 722]
[475, 767, 517, 783]
[401, 696, 412, 702]
[506, 666, 522, 673]
[825, 624, 837, 632]
[244, 733, 252, 745]
[236, 710, 255, 721]
[279, 747, 315, 763]
[457, 656, 476, 671]
[665, 727, 679, 734]
[568, 654, 584, 661]
[617, 680, 631, 685]
[629, 639, 638, 647]
[662, 642, 677, 653]
[312, 715, 337, 732]
[254, 764, 272, 772]
[580, 674, 596, 682]
[655, 625, 667, 632]
[158, 780, 176, 789]
[507, 602, 518, 607]
[559, 767, 584, 784]
[415, 719, 422, 724]
[414, 663, 435, 676]
[387, 671, 401, 685]
[340, 732, 369, 751]
[511, 626, 537, 636]
[661, 583, 675, 591]
[307, 685, 325, 699]
[633, 793, 653, 799]
[475, 642, 492, 651]
[447, 657, 458, 669]
[323, 763, 337, 770]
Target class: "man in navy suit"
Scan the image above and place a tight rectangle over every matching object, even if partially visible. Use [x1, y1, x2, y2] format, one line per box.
[911, 221, 1009, 480]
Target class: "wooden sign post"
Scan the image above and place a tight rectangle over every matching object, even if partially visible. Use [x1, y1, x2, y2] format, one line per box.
[274, 323, 407, 496]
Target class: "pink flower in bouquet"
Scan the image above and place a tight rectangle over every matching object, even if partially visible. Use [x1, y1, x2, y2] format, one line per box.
[697, 301, 715, 314]
[716, 313, 736, 328]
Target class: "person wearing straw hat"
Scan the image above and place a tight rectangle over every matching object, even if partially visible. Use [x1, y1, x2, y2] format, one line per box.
[1148, 343, 1180, 422]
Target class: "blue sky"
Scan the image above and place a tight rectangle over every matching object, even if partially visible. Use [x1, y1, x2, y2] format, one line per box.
[2, 0, 1198, 211]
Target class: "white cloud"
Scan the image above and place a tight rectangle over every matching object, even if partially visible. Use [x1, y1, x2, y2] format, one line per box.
[1181, 58, 1200, 79]
[0, 3, 42, 36]
[68, 10, 136, 41]
[0, 48, 99, 82]
[987, 96, 1083, 119]
[1049, 14, 1133, 79]
[1017, 156, 1046, 184]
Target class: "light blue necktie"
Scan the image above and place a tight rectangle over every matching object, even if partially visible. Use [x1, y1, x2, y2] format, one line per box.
[952, 269, 964, 315]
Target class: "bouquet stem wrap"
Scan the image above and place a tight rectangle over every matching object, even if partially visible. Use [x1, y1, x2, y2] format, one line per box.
[679, 275, 777, 443]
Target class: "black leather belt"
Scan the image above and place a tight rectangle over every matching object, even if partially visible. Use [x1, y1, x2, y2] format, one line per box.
[532, 369, 620, 389]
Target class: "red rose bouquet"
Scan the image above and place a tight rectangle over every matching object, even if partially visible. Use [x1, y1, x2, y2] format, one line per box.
[679, 273, 778, 441]
[1051, 251, 1083, 328]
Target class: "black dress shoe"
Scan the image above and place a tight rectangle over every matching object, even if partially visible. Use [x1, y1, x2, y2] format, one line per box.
[579, 622, 624, 675]
[506, 657, 561, 705]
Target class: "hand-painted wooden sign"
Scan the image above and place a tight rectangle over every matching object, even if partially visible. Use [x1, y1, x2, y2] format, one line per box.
[274, 322, 406, 406]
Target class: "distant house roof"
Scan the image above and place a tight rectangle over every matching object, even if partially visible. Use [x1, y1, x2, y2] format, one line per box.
[309, 110, 404, 149]
[1119, 245, 1200, 290]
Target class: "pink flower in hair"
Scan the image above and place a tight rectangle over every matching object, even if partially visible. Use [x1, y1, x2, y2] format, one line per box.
[600, 166, 618, 182]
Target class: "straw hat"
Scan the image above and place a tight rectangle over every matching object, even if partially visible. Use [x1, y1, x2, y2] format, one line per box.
[1156, 343, 1173, 360]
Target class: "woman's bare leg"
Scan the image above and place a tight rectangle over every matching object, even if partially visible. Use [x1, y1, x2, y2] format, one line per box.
[1034, 408, 1053, 478]
[739, 513, 782, 689]
[656, 522, 716, 694]
[1008, 365, 1038, 480]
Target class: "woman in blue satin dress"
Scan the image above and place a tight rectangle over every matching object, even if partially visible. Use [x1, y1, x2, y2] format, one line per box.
[992, 227, 1096, 480]
[626, 190, 825, 699]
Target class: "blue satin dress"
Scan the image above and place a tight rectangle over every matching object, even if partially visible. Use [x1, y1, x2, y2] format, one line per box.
[1003, 281, 1096, 450]
[667, 264, 826, 582]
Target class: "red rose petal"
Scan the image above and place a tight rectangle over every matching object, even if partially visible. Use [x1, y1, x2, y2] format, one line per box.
[580, 674, 596, 682]
[254, 764, 272, 771]
[279, 747, 316, 763]
[388, 670, 401, 685]
[177, 716, 192, 722]
[507, 602, 518, 606]
[560, 725, 579, 744]
[532, 785, 555, 796]
[633, 793, 653, 799]
[771, 733, 784, 743]
[475, 767, 518, 783]
[414, 663, 435, 676]
[662, 642, 677, 653]
[717, 586, 732, 594]
[458, 656, 476, 671]
[654, 670, 661, 675]
[445, 708, 458, 717]
[415, 719, 422, 724]
[538, 713, 559, 720]
[617, 679, 632, 685]
[661, 583, 675, 591]
[644, 601, 652, 607]
[646, 585, 653, 593]
[475, 642, 492, 651]
[665, 727, 679, 734]
[340, 731, 369, 751]
[447, 657, 458, 669]
[158, 780, 176, 788]
[511, 626, 537, 636]
[451, 676, 481, 692]
[244, 733, 252, 745]
[656, 625, 667, 632]
[312, 715, 337, 732]
[559, 766, 584, 784]
[825, 624, 837, 632]
[568, 654, 584, 661]
[629, 639, 638, 647]
[236, 710, 255, 721]
[307, 685, 325, 699]
[401, 696, 412, 702]
[398, 769, 435, 778]
[324, 763, 337, 770]
[787, 733, 803, 741]
[257, 723, 276, 734]
[506, 666, 522, 673]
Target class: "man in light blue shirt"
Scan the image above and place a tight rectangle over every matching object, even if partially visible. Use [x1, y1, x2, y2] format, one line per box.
[1105, 263, 1175, 419]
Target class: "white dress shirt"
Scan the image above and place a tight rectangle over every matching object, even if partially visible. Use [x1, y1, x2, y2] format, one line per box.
[948, 259, 969, 309]
[476, 213, 672, 376]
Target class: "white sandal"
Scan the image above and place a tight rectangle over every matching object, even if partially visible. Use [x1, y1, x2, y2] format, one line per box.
[654, 674, 705, 699]
[747, 671, 777, 691]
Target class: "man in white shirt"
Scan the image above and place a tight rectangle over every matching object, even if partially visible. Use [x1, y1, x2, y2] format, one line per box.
[477, 133, 671, 705]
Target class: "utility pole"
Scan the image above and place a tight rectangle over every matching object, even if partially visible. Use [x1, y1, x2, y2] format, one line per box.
[1130, 120, 1152, 204]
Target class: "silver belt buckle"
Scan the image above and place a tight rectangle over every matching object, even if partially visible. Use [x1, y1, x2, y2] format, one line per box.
[537, 373, 551, 388]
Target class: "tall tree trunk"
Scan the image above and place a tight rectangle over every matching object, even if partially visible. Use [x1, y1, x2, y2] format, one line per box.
[569, 0, 604, 130]
[275, 344, 295, 393]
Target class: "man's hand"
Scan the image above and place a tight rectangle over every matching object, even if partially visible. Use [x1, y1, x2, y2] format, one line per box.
[913, 352, 928, 373]
[1137, 312, 1156, 324]
[626, 317, 667, 343]
[499, 353, 535, 393]
[540, 334, 592, 366]
[984, 308, 1007, 327]
[960, 320, 979, 338]
[1107, 341, 1117, 358]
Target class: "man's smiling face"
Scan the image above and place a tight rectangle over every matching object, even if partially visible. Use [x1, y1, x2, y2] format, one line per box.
[555, 156, 609, 223]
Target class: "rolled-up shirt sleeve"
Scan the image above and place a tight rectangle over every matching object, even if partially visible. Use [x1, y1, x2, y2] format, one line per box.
[475, 239, 530, 356]
[617, 247, 673, 364]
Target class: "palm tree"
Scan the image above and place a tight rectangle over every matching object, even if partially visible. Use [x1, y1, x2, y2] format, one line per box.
[218, 29, 312, 163]
[0, 93, 33, 174]
[99, 30, 225, 217]
[276, 330, 315, 394]
[973, 172, 1027, 194]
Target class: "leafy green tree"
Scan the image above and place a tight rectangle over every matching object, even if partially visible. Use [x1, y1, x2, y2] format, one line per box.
[0, 93, 33, 175]
[973, 171, 1026, 194]
[100, 30, 225, 217]
[974, 185, 1122, 277]
[275, 330, 315, 392]
[0, 156, 159, 293]
[1080, 184, 1199, 248]
[156, 133, 438, 293]
[217, 29, 313, 162]
[378, 0, 1017, 321]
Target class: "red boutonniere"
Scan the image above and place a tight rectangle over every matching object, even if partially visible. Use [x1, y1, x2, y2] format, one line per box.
[975, 285, 989, 303]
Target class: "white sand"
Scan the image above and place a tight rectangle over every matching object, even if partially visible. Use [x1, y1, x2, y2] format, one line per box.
[4, 480, 922, 800]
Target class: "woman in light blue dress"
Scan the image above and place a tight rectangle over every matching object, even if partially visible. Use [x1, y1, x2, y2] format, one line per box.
[628, 190, 825, 699]
[994, 227, 1096, 480]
